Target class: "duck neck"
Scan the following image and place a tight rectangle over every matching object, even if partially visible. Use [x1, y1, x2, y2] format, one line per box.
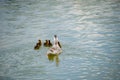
[54, 37, 58, 46]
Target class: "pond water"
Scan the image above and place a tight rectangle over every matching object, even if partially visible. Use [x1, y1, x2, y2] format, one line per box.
[0, 0, 120, 80]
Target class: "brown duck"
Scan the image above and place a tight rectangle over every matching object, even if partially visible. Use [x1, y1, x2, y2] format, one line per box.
[44, 40, 52, 47]
[34, 40, 42, 50]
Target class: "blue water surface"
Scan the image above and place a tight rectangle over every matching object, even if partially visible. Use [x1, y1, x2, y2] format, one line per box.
[0, 0, 120, 80]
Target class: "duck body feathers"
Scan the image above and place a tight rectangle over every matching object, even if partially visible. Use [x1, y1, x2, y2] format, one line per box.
[47, 45, 62, 55]
[34, 40, 42, 50]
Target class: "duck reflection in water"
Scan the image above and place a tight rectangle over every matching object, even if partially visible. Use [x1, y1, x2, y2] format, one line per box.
[47, 54, 60, 66]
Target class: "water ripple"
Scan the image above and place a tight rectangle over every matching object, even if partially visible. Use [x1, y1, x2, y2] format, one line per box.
[0, 0, 120, 80]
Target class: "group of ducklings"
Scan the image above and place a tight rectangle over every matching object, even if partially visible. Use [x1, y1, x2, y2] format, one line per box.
[44, 40, 52, 47]
[34, 39, 61, 50]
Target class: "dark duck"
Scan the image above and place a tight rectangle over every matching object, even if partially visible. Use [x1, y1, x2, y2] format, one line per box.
[34, 40, 42, 50]
[44, 40, 52, 47]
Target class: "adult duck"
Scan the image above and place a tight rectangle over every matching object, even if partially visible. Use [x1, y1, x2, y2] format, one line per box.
[47, 35, 62, 55]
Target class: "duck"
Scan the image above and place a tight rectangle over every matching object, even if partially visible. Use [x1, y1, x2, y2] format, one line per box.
[44, 40, 52, 47]
[47, 35, 62, 55]
[48, 40, 52, 47]
[44, 40, 49, 47]
[34, 43, 40, 50]
[38, 40, 42, 46]
[34, 40, 42, 50]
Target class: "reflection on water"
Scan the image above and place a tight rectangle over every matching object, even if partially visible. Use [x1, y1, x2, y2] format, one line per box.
[47, 54, 60, 67]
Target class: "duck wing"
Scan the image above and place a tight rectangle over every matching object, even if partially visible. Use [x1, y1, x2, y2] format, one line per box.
[47, 46, 62, 55]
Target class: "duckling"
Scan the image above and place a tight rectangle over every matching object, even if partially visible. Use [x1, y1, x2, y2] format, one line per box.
[44, 40, 52, 47]
[44, 40, 49, 47]
[34, 40, 42, 50]
[38, 40, 42, 46]
[48, 40, 52, 47]
[34, 43, 40, 50]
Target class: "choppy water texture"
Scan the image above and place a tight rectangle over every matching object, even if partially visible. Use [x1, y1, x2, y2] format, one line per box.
[0, 0, 120, 80]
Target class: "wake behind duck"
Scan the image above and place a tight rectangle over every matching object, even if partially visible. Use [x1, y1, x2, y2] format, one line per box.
[47, 35, 62, 55]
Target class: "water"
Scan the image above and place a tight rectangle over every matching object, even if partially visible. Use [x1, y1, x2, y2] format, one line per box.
[0, 0, 120, 80]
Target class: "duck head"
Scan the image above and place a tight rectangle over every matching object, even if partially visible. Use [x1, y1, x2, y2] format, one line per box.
[54, 35, 57, 38]
[48, 40, 51, 43]
[38, 40, 41, 43]
[45, 40, 49, 44]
